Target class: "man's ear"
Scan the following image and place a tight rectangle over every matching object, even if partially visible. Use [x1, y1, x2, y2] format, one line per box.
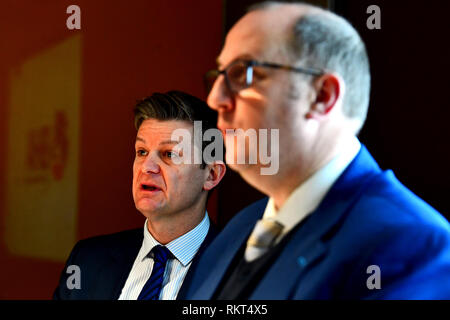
[203, 161, 226, 191]
[306, 73, 342, 120]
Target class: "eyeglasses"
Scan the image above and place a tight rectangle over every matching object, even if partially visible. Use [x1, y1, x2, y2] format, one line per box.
[204, 59, 324, 94]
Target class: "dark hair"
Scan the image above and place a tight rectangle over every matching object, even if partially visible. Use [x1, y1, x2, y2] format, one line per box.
[249, 2, 371, 132]
[134, 90, 219, 168]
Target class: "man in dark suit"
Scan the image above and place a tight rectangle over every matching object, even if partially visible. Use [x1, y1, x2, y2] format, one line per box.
[184, 2, 450, 299]
[54, 91, 226, 300]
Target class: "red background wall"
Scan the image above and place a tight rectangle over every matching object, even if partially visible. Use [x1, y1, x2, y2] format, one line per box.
[0, 0, 223, 299]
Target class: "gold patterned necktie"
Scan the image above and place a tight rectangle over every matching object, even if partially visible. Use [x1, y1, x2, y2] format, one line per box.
[244, 219, 284, 262]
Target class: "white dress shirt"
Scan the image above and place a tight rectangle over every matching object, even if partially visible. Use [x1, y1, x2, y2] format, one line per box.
[118, 213, 210, 300]
[262, 136, 361, 244]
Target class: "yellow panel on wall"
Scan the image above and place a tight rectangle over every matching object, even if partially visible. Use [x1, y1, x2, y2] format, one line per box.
[5, 34, 81, 262]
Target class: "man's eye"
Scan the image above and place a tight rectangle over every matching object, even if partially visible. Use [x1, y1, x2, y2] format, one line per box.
[251, 67, 266, 80]
[227, 63, 247, 85]
[164, 151, 177, 158]
[137, 149, 148, 157]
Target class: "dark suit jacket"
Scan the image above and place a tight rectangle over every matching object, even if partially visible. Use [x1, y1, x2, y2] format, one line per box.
[184, 146, 450, 299]
[53, 224, 217, 300]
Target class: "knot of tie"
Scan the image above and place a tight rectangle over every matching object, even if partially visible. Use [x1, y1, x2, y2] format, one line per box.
[137, 245, 173, 300]
[152, 245, 172, 263]
[245, 219, 284, 262]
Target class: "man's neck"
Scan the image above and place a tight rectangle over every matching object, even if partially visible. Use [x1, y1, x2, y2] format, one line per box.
[272, 152, 337, 210]
[271, 135, 360, 210]
[244, 135, 356, 211]
[146, 207, 206, 245]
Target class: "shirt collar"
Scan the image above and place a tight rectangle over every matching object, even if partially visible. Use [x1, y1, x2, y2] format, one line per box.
[263, 136, 361, 236]
[140, 212, 210, 267]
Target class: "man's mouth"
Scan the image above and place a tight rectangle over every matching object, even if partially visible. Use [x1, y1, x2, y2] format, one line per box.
[140, 184, 162, 192]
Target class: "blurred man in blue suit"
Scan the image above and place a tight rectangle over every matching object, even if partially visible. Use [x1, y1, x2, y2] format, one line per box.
[185, 2, 450, 299]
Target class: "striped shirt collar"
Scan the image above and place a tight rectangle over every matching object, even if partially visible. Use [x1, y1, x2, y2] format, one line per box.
[140, 212, 210, 267]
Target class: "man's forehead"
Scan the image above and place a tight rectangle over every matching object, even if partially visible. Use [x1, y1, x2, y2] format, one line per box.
[138, 118, 192, 130]
[136, 119, 193, 142]
[218, 7, 304, 66]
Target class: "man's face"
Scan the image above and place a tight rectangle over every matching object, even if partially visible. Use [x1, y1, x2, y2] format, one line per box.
[207, 9, 313, 176]
[132, 119, 209, 221]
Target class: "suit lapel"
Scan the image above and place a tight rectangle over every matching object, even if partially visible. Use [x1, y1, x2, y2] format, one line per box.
[248, 194, 355, 299]
[191, 200, 267, 299]
[94, 229, 143, 299]
[177, 225, 218, 299]
[249, 146, 381, 299]
[249, 225, 328, 299]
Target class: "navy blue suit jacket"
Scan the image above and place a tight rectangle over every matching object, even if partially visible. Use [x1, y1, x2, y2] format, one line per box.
[184, 146, 450, 299]
[53, 225, 217, 300]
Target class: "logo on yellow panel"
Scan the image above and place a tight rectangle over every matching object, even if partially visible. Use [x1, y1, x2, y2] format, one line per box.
[25, 110, 69, 182]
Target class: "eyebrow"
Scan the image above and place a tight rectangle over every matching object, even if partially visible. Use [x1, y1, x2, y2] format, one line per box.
[159, 140, 180, 146]
[135, 136, 146, 143]
[135, 137, 180, 146]
[216, 54, 256, 69]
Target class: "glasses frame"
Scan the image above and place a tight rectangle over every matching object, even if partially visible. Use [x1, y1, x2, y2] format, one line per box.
[205, 59, 325, 94]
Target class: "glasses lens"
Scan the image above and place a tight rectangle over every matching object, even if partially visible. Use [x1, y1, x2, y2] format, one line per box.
[204, 61, 251, 95]
[226, 61, 249, 92]
[204, 70, 220, 95]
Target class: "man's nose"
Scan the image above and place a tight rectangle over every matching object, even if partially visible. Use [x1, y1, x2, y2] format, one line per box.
[141, 153, 160, 174]
[207, 74, 235, 113]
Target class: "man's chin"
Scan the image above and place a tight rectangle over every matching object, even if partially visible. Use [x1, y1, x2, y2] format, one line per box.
[136, 201, 165, 218]
[225, 148, 253, 172]
[226, 161, 252, 173]
[228, 163, 268, 185]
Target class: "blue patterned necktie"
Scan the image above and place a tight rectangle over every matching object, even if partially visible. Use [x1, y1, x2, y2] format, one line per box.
[137, 245, 172, 300]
